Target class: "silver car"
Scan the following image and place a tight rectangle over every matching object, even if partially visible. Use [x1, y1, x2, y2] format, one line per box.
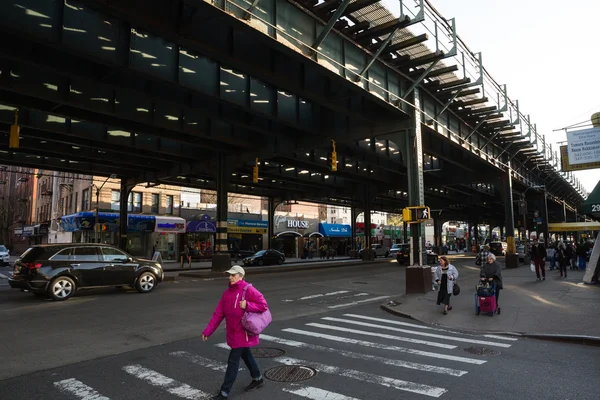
[0, 245, 10, 266]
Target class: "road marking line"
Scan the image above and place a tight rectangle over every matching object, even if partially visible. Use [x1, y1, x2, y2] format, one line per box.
[273, 356, 447, 398]
[327, 296, 389, 309]
[170, 351, 245, 372]
[322, 317, 512, 348]
[344, 314, 518, 341]
[0, 273, 8, 279]
[53, 378, 111, 400]
[298, 290, 350, 300]
[306, 323, 456, 349]
[122, 364, 208, 399]
[260, 334, 467, 376]
[283, 328, 485, 364]
[283, 385, 361, 400]
[483, 334, 519, 341]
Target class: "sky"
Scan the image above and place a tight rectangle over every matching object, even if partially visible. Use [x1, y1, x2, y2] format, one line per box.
[382, 0, 600, 193]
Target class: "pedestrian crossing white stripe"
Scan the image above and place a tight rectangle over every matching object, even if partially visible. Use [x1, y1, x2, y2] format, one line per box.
[53, 378, 111, 400]
[327, 296, 389, 309]
[259, 335, 467, 376]
[122, 364, 208, 399]
[344, 314, 519, 342]
[298, 291, 350, 300]
[483, 334, 518, 341]
[0, 273, 8, 279]
[170, 351, 245, 373]
[283, 385, 362, 400]
[273, 356, 447, 398]
[306, 323, 456, 349]
[283, 328, 485, 364]
[322, 317, 512, 348]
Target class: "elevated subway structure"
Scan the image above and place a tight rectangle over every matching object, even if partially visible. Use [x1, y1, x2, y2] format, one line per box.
[0, 0, 586, 266]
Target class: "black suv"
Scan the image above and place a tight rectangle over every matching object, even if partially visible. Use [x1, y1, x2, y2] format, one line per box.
[396, 244, 439, 264]
[8, 244, 164, 301]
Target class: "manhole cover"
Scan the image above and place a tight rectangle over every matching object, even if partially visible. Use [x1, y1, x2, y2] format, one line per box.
[463, 347, 501, 356]
[252, 347, 286, 358]
[352, 281, 368, 284]
[264, 365, 316, 382]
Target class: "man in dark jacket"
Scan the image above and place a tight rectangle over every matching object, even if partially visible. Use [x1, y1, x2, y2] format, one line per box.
[530, 239, 546, 281]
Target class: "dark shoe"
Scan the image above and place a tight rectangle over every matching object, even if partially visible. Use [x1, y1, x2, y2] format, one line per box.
[447, 306, 453, 311]
[542, 277, 545, 280]
[211, 394, 227, 399]
[443, 310, 448, 315]
[245, 378, 264, 392]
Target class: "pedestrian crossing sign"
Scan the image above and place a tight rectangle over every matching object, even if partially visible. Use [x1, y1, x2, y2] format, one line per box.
[402, 206, 430, 223]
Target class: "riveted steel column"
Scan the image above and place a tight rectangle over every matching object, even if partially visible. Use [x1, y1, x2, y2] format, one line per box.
[363, 189, 372, 260]
[118, 180, 134, 251]
[268, 197, 275, 250]
[213, 153, 231, 271]
[540, 189, 550, 248]
[504, 169, 518, 268]
[351, 206, 357, 254]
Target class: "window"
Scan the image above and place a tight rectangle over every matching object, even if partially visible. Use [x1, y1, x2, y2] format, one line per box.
[151, 193, 159, 214]
[82, 189, 89, 211]
[111, 190, 120, 211]
[128, 192, 142, 213]
[72, 247, 100, 261]
[75, 192, 79, 213]
[166, 195, 173, 215]
[50, 248, 72, 261]
[101, 247, 129, 262]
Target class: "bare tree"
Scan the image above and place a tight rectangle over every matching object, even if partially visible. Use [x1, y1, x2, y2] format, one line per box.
[0, 195, 17, 246]
[387, 213, 403, 226]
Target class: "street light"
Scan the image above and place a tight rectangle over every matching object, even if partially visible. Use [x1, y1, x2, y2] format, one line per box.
[94, 174, 117, 243]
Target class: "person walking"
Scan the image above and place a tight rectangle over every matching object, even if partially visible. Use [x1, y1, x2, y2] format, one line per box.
[530, 239, 546, 281]
[547, 245, 556, 271]
[202, 266, 268, 399]
[433, 256, 459, 315]
[475, 245, 491, 266]
[480, 253, 503, 308]
[557, 241, 568, 278]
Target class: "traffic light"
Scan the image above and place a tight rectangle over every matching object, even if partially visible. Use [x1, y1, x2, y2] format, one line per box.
[328, 139, 337, 171]
[402, 206, 431, 223]
[9, 110, 19, 149]
[253, 158, 259, 183]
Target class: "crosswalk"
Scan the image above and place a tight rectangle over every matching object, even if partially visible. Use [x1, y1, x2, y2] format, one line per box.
[48, 312, 518, 399]
[281, 289, 390, 309]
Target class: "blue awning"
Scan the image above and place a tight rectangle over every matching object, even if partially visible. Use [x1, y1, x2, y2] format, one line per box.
[60, 212, 155, 232]
[319, 223, 351, 237]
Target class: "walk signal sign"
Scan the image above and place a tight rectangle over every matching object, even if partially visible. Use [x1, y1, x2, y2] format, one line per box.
[402, 206, 430, 223]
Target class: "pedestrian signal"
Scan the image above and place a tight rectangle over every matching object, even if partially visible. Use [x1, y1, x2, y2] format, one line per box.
[402, 206, 430, 223]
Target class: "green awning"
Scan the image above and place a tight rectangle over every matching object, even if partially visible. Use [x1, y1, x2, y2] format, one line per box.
[583, 180, 600, 219]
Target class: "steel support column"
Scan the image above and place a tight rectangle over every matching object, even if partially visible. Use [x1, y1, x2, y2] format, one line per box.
[268, 197, 276, 250]
[118, 180, 135, 251]
[540, 190, 550, 248]
[503, 169, 518, 267]
[351, 206, 358, 253]
[213, 153, 231, 271]
[363, 190, 372, 259]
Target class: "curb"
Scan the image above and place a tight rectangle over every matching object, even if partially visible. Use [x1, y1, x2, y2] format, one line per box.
[177, 259, 370, 278]
[380, 304, 600, 346]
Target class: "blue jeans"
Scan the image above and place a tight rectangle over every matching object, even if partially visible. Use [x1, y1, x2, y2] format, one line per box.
[578, 256, 586, 270]
[220, 347, 261, 397]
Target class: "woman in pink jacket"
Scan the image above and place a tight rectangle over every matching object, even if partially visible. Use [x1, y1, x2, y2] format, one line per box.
[202, 265, 268, 399]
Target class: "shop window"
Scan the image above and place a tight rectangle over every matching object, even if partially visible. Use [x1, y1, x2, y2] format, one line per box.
[151, 193, 159, 214]
[166, 195, 173, 215]
[111, 190, 120, 211]
[128, 192, 142, 213]
[82, 189, 89, 211]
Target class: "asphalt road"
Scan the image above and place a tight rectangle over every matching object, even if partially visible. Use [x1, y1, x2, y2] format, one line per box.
[1, 262, 599, 400]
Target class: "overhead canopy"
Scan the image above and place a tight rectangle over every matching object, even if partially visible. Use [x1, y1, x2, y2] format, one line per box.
[582, 181, 600, 220]
[548, 222, 600, 232]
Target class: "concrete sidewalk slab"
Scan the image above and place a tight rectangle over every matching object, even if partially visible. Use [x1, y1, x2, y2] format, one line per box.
[381, 254, 600, 340]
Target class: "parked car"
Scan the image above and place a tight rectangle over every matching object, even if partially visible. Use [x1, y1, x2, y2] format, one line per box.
[243, 249, 285, 266]
[516, 244, 526, 262]
[358, 244, 391, 258]
[489, 242, 507, 256]
[8, 244, 164, 301]
[396, 244, 438, 264]
[0, 245, 10, 266]
[388, 243, 402, 257]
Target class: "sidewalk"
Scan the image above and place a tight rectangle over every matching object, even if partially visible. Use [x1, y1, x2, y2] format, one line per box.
[381, 253, 600, 340]
[162, 256, 355, 271]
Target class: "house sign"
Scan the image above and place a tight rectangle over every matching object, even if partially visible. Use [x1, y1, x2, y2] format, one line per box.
[287, 220, 309, 229]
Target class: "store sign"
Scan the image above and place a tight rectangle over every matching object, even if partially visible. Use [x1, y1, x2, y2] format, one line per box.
[155, 217, 186, 233]
[566, 127, 600, 165]
[228, 226, 268, 234]
[287, 220, 309, 229]
[13, 227, 23, 235]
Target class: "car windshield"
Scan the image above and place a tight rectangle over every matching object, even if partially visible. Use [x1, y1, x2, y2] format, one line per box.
[254, 250, 267, 256]
[391, 244, 400, 249]
[0, 245, 6, 252]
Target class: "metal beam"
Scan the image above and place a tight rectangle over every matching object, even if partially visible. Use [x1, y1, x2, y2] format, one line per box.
[356, 27, 402, 80]
[312, 0, 352, 49]
[402, 59, 441, 100]
[435, 87, 464, 118]
[243, 0, 261, 20]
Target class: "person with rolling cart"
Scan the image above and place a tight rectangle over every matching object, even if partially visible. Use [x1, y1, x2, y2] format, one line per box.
[476, 253, 503, 316]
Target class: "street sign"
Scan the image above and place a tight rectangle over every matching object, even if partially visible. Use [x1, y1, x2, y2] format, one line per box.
[402, 206, 430, 223]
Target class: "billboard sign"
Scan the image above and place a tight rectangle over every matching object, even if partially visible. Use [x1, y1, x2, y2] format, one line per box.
[560, 145, 600, 172]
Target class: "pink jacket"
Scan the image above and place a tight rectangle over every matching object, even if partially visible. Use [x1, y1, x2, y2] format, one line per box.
[202, 280, 268, 348]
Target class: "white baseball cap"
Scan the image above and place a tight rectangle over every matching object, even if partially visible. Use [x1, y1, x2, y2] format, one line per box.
[224, 265, 245, 276]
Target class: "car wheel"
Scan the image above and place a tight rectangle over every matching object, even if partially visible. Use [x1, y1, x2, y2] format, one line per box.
[258, 259, 264, 266]
[277, 258, 283, 265]
[135, 272, 157, 293]
[48, 276, 76, 301]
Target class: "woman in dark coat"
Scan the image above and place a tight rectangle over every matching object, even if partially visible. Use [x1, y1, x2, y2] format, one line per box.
[480, 252, 503, 307]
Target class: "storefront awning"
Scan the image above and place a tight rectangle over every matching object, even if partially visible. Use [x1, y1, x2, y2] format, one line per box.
[60, 212, 155, 233]
[304, 232, 323, 237]
[187, 219, 216, 233]
[319, 223, 351, 238]
[276, 231, 302, 237]
[582, 181, 600, 220]
[155, 216, 186, 233]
